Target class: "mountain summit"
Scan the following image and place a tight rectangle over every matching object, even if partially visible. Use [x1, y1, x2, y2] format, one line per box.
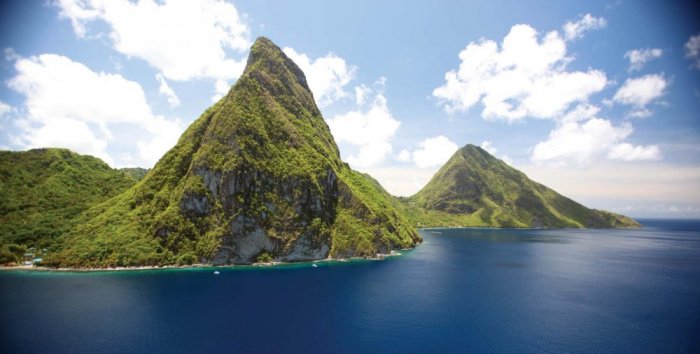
[47, 37, 419, 267]
[407, 144, 639, 228]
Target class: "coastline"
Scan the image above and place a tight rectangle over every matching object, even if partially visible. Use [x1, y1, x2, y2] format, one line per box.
[0, 249, 410, 273]
[418, 225, 642, 231]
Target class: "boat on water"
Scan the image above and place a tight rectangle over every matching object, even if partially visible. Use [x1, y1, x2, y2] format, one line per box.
[312, 264, 318, 268]
[213, 271, 220, 275]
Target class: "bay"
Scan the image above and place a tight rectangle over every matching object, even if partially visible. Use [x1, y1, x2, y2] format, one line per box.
[1, 219, 699, 353]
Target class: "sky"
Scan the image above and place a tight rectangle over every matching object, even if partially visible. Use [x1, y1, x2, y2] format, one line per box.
[0, 0, 699, 218]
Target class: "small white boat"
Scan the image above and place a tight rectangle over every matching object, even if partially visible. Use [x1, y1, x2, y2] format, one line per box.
[213, 271, 220, 275]
[312, 264, 318, 268]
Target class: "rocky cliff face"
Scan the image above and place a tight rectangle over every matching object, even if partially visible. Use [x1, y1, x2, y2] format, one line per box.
[47, 37, 419, 268]
[185, 165, 338, 264]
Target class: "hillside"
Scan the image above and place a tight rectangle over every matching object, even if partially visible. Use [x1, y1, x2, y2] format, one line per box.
[44, 37, 420, 268]
[119, 167, 149, 181]
[0, 148, 137, 263]
[406, 144, 640, 228]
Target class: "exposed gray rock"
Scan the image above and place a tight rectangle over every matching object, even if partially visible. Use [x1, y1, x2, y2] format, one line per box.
[180, 194, 210, 215]
[195, 167, 222, 196]
[191, 164, 338, 264]
[279, 232, 330, 262]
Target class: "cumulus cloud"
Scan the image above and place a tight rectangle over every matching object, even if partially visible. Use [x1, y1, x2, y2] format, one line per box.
[435, 18, 663, 169]
[283, 47, 356, 107]
[355, 84, 370, 105]
[136, 115, 184, 165]
[155, 73, 180, 107]
[433, 24, 607, 121]
[56, 0, 250, 81]
[532, 112, 660, 165]
[396, 149, 411, 162]
[7, 53, 181, 167]
[9, 54, 153, 124]
[0, 101, 11, 116]
[327, 93, 400, 168]
[21, 117, 114, 165]
[411, 136, 459, 169]
[607, 143, 661, 161]
[211, 78, 231, 102]
[612, 74, 668, 116]
[346, 142, 393, 169]
[625, 48, 662, 72]
[560, 103, 600, 122]
[562, 13, 607, 41]
[684, 34, 700, 69]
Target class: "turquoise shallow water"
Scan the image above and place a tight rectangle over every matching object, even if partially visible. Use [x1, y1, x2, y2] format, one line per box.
[1, 219, 699, 353]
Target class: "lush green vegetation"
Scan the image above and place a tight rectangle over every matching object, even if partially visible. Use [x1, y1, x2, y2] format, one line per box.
[0, 243, 27, 265]
[42, 37, 420, 268]
[0, 148, 137, 261]
[406, 144, 640, 228]
[1, 38, 639, 268]
[119, 167, 149, 181]
[331, 169, 420, 258]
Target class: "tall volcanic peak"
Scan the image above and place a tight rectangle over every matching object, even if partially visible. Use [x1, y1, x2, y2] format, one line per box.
[407, 144, 640, 228]
[45, 37, 419, 268]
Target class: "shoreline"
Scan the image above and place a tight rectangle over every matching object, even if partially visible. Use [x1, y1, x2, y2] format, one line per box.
[0, 249, 410, 273]
[418, 225, 642, 230]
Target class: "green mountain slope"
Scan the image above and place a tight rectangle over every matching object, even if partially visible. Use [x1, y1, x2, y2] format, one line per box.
[119, 167, 149, 181]
[45, 37, 419, 268]
[0, 148, 137, 256]
[406, 144, 640, 228]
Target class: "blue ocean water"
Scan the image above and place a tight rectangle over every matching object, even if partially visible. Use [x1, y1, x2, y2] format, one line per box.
[1, 219, 700, 353]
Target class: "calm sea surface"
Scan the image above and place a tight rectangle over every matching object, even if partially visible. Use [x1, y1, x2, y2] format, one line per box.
[1, 219, 699, 353]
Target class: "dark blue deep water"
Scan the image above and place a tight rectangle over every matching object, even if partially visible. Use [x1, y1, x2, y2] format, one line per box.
[2, 219, 700, 353]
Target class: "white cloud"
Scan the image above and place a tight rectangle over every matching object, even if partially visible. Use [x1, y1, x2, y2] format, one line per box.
[411, 136, 459, 169]
[155, 73, 180, 107]
[56, 0, 250, 81]
[211, 78, 230, 102]
[327, 93, 400, 168]
[396, 149, 411, 162]
[0, 101, 11, 116]
[613, 74, 667, 109]
[532, 118, 626, 165]
[21, 117, 113, 165]
[355, 84, 370, 105]
[627, 108, 652, 118]
[283, 47, 356, 107]
[684, 34, 700, 69]
[625, 48, 662, 72]
[433, 24, 607, 121]
[137, 115, 184, 165]
[7, 53, 181, 167]
[561, 103, 600, 122]
[347, 142, 393, 169]
[562, 13, 607, 41]
[608, 143, 661, 161]
[9, 54, 153, 125]
[532, 114, 660, 165]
